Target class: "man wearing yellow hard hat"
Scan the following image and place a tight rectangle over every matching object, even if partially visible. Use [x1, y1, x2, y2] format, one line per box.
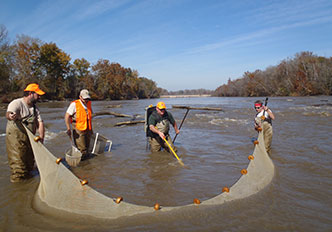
[5, 83, 45, 182]
[147, 101, 180, 152]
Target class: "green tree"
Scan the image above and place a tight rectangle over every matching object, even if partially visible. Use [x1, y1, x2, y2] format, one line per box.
[38, 42, 71, 99]
[137, 77, 160, 98]
[13, 35, 43, 90]
[0, 25, 13, 97]
[65, 58, 91, 98]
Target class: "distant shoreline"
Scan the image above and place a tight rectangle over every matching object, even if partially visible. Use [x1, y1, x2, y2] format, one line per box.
[160, 94, 212, 98]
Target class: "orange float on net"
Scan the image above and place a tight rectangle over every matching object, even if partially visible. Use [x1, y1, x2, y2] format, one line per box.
[261, 115, 266, 120]
[241, 169, 248, 175]
[80, 179, 88, 186]
[256, 127, 262, 132]
[34, 136, 41, 142]
[56, 158, 62, 164]
[115, 197, 123, 204]
[154, 203, 160, 210]
[222, 187, 229, 193]
[248, 155, 254, 160]
[193, 198, 201, 204]
[253, 140, 259, 145]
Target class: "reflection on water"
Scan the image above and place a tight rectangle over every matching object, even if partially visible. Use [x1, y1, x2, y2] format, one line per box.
[0, 96, 331, 231]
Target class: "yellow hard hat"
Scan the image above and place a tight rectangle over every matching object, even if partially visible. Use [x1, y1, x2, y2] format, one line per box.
[156, 102, 166, 109]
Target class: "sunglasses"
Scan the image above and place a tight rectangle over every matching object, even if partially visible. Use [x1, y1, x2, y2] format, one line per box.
[255, 106, 262, 109]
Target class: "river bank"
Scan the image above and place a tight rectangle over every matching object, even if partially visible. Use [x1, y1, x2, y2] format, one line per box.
[160, 94, 211, 98]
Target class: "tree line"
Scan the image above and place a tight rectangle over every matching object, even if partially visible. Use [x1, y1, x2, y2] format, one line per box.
[0, 25, 161, 103]
[2, 24, 331, 101]
[213, 51, 332, 97]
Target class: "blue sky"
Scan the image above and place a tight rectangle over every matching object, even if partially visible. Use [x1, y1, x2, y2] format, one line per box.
[1, 0, 332, 91]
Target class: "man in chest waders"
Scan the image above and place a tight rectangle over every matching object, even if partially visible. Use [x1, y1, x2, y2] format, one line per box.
[65, 89, 93, 160]
[148, 102, 180, 153]
[254, 100, 275, 155]
[5, 83, 45, 183]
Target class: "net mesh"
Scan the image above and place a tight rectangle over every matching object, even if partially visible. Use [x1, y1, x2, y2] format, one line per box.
[25, 125, 274, 219]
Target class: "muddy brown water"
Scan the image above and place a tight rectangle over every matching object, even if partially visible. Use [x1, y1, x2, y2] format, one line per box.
[0, 96, 331, 232]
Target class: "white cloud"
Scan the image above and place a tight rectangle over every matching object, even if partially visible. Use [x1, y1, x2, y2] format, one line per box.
[73, 0, 131, 20]
[184, 14, 332, 55]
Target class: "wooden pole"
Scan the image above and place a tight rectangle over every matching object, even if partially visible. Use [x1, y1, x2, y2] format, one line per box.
[114, 120, 145, 127]
[92, 111, 132, 118]
[172, 105, 223, 111]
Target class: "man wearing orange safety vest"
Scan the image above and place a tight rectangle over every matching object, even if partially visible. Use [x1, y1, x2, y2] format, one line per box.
[65, 89, 93, 159]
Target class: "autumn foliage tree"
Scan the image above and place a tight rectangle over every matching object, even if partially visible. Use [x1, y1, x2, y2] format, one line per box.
[214, 52, 332, 97]
[2, 23, 331, 101]
[13, 35, 43, 91]
[0, 25, 160, 102]
[91, 60, 159, 100]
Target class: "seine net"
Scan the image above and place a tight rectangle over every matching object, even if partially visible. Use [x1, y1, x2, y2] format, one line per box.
[25, 125, 274, 219]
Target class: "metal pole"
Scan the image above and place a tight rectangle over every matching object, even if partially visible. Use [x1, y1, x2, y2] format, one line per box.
[173, 108, 190, 143]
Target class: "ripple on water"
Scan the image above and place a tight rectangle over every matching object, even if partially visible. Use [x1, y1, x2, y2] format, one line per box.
[1, 97, 331, 231]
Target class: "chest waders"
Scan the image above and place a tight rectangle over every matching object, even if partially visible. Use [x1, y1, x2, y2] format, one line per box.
[255, 115, 273, 155]
[156, 119, 170, 135]
[72, 102, 92, 158]
[145, 106, 172, 151]
[6, 111, 37, 182]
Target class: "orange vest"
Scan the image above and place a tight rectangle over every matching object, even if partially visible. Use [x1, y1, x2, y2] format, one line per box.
[74, 100, 92, 131]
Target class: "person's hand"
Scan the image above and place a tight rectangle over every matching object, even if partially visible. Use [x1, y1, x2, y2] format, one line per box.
[159, 131, 166, 140]
[175, 129, 180, 135]
[66, 128, 71, 137]
[9, 112, 17, 121]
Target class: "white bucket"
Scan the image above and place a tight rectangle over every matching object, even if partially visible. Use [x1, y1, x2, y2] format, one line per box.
[65, 146, 82, 167]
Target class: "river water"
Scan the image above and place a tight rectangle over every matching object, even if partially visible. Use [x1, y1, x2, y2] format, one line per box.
[0, 96, 331, 232]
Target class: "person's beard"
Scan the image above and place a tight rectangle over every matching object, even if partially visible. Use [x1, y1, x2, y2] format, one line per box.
[31, 98, 38, 104]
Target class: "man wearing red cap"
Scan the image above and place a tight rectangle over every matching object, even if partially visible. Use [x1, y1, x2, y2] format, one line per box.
[254, 100, 275, 154]
[5, 83, 45, 182]
[147, 101, 180, 152]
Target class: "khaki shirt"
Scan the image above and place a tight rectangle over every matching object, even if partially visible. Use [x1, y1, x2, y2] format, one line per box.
[7, 98, 42, 122]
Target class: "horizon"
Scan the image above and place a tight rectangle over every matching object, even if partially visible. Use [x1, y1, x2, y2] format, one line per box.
[1, 0, 332, 91]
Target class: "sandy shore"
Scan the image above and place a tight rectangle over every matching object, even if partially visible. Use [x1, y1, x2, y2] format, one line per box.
[160, 94, 211, 98]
